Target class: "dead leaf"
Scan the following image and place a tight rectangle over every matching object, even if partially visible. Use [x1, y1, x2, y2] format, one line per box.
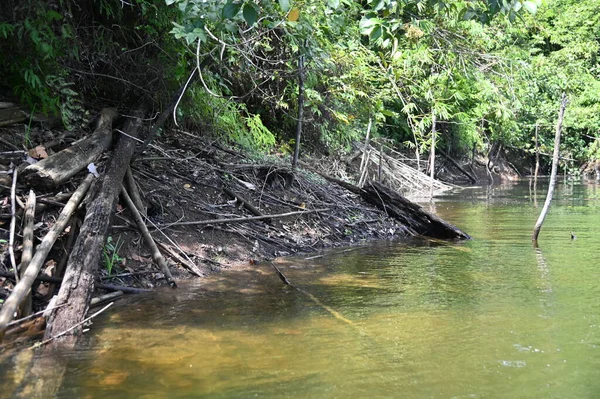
[28, 146, 48, 159]
[43, 259, 57, 276]
[36, 282, 49, 296]
[288, 7, 300, 21]
[130, 253, 151, 263]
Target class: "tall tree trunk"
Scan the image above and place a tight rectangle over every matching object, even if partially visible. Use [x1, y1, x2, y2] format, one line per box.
[430, 112, 436, 198]
[532, 93, 568, 243]
[291, 52, 305, 170]
[534, 122, 540, 183]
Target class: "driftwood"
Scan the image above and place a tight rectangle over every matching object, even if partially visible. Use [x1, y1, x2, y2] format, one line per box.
[121, 186, 176, 286]
[43, 106, 146, 345]
[0, 174, 94, 341]
[18, 190, 36, 317]
[22, 108, 118, 188]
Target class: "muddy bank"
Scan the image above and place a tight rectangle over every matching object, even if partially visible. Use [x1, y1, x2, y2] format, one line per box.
[0, 110, 468, 349]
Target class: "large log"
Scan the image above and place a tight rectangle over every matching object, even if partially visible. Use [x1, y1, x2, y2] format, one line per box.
[43, 105, 146, 346]
[364, 182, 470, 239]
[22, 108, 118, 189]
[307, 168, 469, 240]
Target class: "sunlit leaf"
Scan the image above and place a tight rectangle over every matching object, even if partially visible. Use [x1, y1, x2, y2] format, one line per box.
[278, 0, 291, 12]
[287, 7, 300, 21]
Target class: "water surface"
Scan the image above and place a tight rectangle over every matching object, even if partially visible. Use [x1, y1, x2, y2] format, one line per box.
[4, 179, 600, 398]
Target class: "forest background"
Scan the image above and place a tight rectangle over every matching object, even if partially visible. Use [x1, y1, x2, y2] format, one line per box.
[1, 0, 599, 173]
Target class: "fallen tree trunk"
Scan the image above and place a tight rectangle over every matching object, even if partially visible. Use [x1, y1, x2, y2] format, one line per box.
[308, 169, 469, 240]
[22, 108, 118, 189]
[43, 105, 147, 346]
[364, 182, 470, 239]
[0, 174, 94, 341]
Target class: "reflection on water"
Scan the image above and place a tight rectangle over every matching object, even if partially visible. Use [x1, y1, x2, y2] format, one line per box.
[3, 179, 600, 398]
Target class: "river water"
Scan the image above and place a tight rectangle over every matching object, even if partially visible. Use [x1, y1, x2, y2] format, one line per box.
[3, 179, 600, 398]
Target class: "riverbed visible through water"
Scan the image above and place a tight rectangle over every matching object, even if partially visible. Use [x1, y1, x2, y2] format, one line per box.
[3, 179, 600, 398]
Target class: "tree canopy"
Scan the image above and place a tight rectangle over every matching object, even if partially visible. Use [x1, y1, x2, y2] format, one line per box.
[1, 0, 599, 170]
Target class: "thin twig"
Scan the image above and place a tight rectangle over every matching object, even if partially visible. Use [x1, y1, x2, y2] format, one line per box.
[155, 208, 329, 228]
[7, 303, 67, 328]
[32, 302, 114, 348]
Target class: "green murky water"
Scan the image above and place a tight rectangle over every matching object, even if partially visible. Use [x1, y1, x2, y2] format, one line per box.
[4, 179, 600, 398]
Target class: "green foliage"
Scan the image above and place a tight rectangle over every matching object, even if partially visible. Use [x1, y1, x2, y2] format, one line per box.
[103, 236, 124, 276]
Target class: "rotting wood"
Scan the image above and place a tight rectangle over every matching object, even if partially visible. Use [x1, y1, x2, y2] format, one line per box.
[46, 216, 80, 299]
[304, 168, 468, 240]
[22, 108, 118, 189]
[43, 105, 146, 346]
[121, 186, 176, 286]
[18, 190, 36, 317]
[533, 93, 568, 243]
[0, 106, 27, 127]
[0, 174, 94, 341]
[154, 208, 329, 228]
[6, 304, 67, 330]
[364, 182, 470, 239]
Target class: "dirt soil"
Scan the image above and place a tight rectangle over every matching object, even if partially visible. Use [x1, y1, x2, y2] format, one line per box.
[1, 122, 418, 319]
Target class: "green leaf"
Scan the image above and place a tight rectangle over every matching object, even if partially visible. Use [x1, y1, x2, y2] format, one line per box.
[242, 3, 258, 26]
[359, 17, 378, 36]
[370, 26, 383, 41]
[222, 1, 241, 19]
[278, 0, 291, 12]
